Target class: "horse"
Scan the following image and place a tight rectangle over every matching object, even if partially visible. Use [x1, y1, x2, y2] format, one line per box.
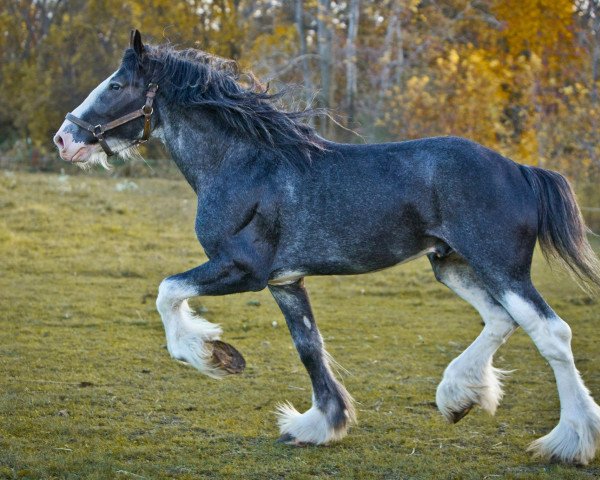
[53, 30, 600, 464]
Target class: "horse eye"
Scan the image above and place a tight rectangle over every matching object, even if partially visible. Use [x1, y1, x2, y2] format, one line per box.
[109, 83, 122, 91]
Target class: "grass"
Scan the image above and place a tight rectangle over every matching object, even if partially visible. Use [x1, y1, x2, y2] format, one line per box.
[0, 170, 599, 479]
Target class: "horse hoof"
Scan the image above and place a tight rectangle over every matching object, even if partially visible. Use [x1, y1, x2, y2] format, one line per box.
[276, 433, 295, 444]
[276, 433, 309, 447]
[450, 404, 473, 423]
[207, 340, 246, 374]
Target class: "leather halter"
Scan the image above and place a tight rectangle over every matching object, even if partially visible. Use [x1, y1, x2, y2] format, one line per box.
[65, 82, 158, 156]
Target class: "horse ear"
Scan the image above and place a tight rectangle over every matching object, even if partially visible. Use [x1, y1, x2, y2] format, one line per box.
[130, 29, 145, 57]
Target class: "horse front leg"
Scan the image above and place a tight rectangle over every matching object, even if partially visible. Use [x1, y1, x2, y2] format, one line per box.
[157, 259, 265, 378]
[269, 279, 355, 446]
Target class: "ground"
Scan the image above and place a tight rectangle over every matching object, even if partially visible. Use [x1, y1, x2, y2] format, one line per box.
[1, 171, 599, 480]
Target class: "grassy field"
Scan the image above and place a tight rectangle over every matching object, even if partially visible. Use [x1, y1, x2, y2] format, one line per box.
[1, 171, 599, 479]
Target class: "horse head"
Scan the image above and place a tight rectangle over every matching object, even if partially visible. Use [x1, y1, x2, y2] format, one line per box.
[53, 30, 155, 169]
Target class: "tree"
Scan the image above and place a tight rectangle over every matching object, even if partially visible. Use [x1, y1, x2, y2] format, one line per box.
[294, 0, 315, 115]
[345, 0, 360, 126]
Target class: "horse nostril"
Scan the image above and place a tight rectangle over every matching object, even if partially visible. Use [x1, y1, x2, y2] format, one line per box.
[54, 133, 65, 149]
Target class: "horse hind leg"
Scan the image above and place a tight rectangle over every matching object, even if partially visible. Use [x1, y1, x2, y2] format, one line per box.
[429, 253, 518, 423]
[493, 282, 600, 464]
[269, 280, 355, 445]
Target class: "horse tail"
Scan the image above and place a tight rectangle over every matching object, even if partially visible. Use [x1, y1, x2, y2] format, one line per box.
[519, 164, 600, 291]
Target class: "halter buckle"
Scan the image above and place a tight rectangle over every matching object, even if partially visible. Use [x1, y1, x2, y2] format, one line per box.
[93, 125, 104, 137]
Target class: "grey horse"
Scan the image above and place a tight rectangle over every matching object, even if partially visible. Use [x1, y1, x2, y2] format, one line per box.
[53, 31, 600, 464]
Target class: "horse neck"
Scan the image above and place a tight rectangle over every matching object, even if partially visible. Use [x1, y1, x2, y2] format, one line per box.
[154, 104, 250, 191]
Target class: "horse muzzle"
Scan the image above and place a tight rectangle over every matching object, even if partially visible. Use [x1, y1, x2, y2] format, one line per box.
[53, 130, 95, 163]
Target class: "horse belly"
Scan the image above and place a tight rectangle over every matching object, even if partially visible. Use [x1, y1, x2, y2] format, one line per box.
[271, 214, 434, 279]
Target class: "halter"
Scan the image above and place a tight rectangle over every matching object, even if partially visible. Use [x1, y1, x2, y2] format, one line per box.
[65, 82, 159, 156]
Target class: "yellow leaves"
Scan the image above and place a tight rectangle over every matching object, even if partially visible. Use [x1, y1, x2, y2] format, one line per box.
[575, 83, 588, 95]
[448, 49, 459, 65]
[408, 0, 420, 14]
[245, 23, 298, 76]
[466, 12, 597, 170]
[406, 75, 429, 89]
[514, 129, 540, 166]
[380, 43, 516, 149]
[492, 0, 577, 72]
[561, 82, 590, 102]
[529, 53, 542, 71]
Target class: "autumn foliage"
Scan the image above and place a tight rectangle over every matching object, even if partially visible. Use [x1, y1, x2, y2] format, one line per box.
[1, 0, 599, 184]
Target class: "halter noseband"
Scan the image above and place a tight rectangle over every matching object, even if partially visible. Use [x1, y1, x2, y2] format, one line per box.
[65, 82, 159, 156]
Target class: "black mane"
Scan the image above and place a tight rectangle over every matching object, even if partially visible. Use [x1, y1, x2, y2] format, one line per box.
[125, 46, 324, 166]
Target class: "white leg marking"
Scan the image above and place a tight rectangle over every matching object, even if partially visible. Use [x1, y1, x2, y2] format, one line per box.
[275, 348, 355, 445]
[503, 292, 600, 464]
[276, 389, 354, 445]
[156, 278, 224, 378]
[303, 316, 312, 330]
[436, 270, 517, 421]
[276, 402, 337, 445]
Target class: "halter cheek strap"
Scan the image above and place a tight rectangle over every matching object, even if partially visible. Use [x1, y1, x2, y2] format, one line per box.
[65, 83, 159, 156]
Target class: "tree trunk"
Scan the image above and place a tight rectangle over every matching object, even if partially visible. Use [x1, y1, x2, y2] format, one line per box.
[375, 4, 402, 136]
[294, 0, 314, 125]
[345, 0, 360, 129]
[317, 0, 332, 133]
[590, 3, 600, 102]
[393, 10, 404, 86]
[379, 8, 399, 95]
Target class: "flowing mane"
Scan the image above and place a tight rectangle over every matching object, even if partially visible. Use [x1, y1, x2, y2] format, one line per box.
[127, 46, 325, 166]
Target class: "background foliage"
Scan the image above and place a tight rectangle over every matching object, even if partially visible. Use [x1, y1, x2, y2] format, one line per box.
[1, 0, 599, 187]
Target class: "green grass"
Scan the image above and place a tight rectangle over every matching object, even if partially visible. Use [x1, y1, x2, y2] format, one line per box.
[1, 171, 599, 479]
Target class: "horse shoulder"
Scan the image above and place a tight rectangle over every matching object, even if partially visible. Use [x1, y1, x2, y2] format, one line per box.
[194, 165, 280, 265]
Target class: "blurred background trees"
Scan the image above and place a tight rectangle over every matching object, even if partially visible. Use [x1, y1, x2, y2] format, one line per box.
[1, 0, 599, 186]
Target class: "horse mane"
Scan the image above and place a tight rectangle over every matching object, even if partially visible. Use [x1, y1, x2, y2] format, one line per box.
[126, 46, 325, 166]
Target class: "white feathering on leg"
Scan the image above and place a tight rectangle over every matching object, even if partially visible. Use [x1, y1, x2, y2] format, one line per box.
[157, 279, 225, 378]
[527, 392, 600, 464]
[170, 300, 226, 379]
[436, 361, 512, 421]
[276, 402, 342, 445]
